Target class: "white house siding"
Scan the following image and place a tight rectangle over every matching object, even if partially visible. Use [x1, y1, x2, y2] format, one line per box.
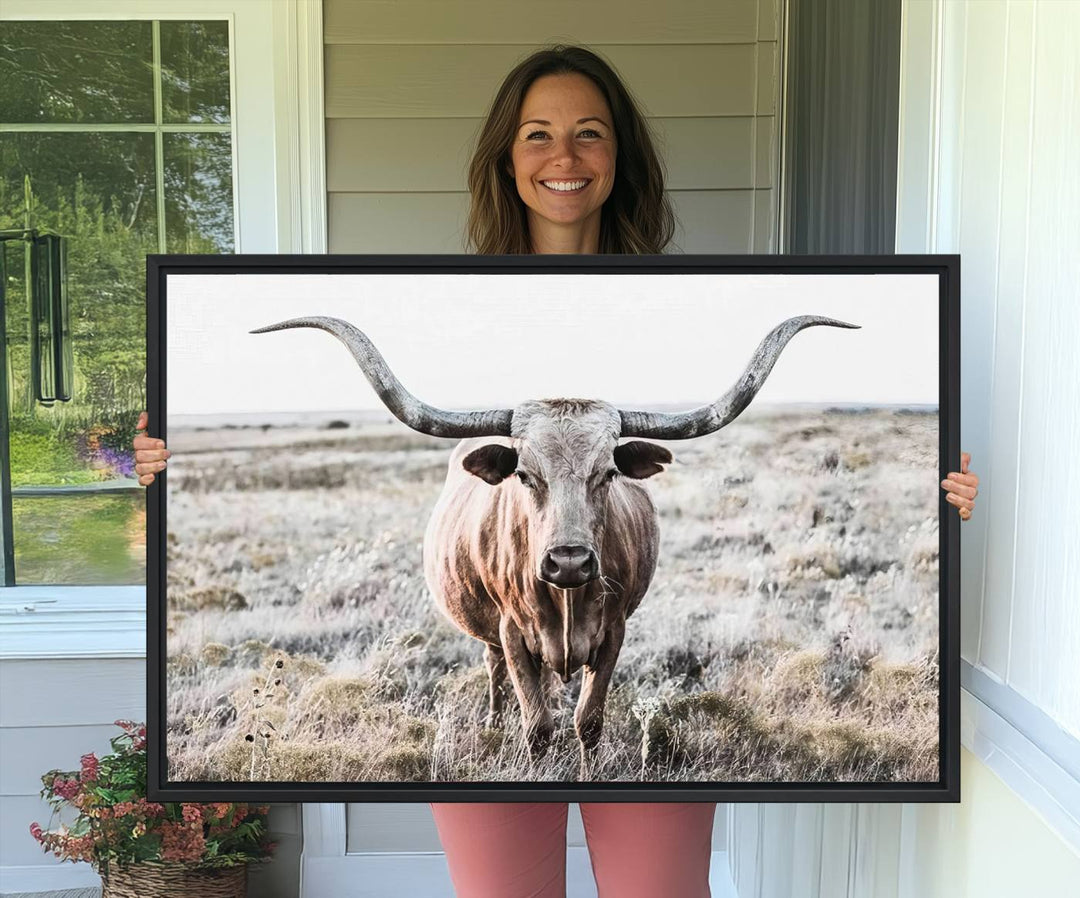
[728, 1, 1080, 894]
[0, 659, 144, 894]
[324, 0, 782, 255]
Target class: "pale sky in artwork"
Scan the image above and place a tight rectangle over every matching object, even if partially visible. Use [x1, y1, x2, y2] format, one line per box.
[166, 272, 939, 417]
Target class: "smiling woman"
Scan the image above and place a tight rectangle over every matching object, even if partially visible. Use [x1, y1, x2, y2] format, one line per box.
[465, 45, 675, 255]
[509, 73, 617, 252]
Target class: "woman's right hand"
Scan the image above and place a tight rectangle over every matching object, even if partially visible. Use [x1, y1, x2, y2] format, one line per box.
[133, 410, 170, 486]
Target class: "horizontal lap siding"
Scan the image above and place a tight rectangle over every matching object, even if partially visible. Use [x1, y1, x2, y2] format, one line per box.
[325, 45, 761, 118]
[325, 1, 781, 256]
[324, 0, 780, 852]
[324, 0, 761, 45]
[327, 117, 767, 192]
[0, 659, 145, 868]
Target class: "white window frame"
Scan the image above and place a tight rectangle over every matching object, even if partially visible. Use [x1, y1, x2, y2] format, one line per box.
[0, 0, 326, 660]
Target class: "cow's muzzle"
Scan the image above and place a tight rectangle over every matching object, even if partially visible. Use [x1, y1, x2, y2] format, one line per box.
[539, 545, 599, 588]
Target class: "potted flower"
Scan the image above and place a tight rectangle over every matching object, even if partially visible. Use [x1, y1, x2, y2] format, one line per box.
[30, 720, 274, 897]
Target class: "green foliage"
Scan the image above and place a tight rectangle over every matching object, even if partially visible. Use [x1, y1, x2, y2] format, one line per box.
[13, 492, 144, 585]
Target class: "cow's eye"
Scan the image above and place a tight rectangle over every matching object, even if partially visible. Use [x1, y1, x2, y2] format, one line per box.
[516, 470, 534, 488]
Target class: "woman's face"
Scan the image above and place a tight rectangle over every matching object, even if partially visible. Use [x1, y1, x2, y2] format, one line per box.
[509, 73, 617, 238]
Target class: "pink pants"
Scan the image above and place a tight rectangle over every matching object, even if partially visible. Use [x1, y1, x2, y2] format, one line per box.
[430, 802, 716, 898]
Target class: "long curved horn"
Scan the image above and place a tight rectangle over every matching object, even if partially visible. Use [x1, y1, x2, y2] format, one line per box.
[618, 315, 859, 439]
[250, 316, 513, 438]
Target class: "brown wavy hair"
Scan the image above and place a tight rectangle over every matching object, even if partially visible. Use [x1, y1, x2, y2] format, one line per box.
[466, 45, 676, 255]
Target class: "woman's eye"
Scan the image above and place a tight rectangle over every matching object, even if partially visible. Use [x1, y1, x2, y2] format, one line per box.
[525, 130, 549, 140]
[579, 129, 602, 138]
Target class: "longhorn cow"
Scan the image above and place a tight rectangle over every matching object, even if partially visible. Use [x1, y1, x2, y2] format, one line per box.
[252, 314, 857, 773]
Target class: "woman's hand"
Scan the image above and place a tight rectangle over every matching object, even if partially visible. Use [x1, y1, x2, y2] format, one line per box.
[133, 411, 170, 486]
[941, 452, 979, 521]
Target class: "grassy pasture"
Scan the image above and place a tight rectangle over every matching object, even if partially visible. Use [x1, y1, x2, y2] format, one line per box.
[165, 407, 939, 784]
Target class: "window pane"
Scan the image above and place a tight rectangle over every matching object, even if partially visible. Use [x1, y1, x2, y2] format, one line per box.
[1, 19, 234, 586]
[2, 132, 156, 584]
[160, 21, 231, 124]
[0, 21, 154, 124]
[12, 493, 145, 585]
[164, 133, 235, 252]
[1, 131, 157, 447]
[0, 133, 159, 240]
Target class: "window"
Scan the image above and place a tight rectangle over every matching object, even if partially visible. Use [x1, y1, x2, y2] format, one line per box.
[0, 18, 234, 585]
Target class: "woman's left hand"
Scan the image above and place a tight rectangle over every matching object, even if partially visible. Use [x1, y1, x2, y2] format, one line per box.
[941, 452, 979, 521]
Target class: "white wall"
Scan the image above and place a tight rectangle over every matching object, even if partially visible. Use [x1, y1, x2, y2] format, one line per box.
[729, 1, 1080, 894]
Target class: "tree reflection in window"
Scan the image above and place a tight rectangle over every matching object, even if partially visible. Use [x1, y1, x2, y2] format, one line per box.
[0, 19, 234, 584]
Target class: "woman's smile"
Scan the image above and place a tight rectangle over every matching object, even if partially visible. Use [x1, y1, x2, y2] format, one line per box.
[540, 178, 592, 193]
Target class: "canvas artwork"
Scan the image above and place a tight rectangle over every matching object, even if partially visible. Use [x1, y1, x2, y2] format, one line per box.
[149, 256, 959, 802]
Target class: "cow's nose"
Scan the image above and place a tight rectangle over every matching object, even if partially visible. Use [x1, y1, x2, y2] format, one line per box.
[540, 545, 599, 587]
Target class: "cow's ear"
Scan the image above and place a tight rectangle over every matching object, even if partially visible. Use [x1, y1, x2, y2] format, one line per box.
[614, 440, 672, 479]
[462, 444, 519, 485]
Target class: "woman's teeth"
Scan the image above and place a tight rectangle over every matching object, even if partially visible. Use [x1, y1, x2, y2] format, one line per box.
[542, 180, 589, 192]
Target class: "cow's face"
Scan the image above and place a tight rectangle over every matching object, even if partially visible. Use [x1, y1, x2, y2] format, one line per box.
[462, 400, 671, 588]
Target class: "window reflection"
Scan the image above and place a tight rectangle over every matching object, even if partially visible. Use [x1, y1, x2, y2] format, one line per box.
[0, 19, 234, 585]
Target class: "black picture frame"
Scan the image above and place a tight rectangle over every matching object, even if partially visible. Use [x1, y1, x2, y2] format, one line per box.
[147, 253, 960, 803]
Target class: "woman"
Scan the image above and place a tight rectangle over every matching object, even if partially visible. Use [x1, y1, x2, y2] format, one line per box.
[135, 45, 979, 898]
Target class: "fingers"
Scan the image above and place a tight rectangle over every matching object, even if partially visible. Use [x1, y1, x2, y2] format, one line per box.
[134, 412, 166, 448]
[940, 478, 978, 499]
[943, 471, 979, 493]
[942, 457, 978, 520]
[945, 491, 975, 512]
[134, 411, 168, 486]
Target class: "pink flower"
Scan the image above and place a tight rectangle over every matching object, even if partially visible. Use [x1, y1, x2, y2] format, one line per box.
[138, 799, 166, 818]
[181, 804, 202, 824]
[160, 821, 205, 863]
[52, 778, 80, 801]
[209, 802, 232, 819]
[80, 753, 99, 782]
[29, 822, 43, 842]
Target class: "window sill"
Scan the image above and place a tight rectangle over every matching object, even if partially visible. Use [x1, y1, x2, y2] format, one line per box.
[0, 585, 145, 659]
[961, 663, 1080, 852]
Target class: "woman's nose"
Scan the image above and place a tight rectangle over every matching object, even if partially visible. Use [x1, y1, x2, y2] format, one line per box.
[548, 134, 579, 165]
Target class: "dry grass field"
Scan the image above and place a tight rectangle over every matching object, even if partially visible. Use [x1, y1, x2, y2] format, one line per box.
[164, 406, 940, 784]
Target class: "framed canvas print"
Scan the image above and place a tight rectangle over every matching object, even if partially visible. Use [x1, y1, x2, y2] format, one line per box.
[147, 254, 960, 803]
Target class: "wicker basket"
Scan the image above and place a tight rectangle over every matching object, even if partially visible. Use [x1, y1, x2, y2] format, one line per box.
[100, 862, 247, 898]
